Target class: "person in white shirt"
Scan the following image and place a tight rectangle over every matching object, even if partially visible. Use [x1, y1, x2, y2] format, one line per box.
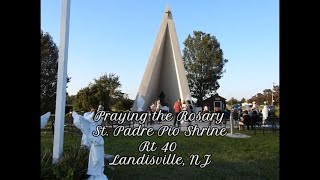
[181, 100, 187, 111]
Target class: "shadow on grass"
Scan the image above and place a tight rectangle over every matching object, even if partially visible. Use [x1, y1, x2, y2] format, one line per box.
[106, 158, 278, 180]
[41, 129, 279, 180]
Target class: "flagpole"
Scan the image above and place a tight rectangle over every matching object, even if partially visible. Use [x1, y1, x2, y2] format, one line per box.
[272, 82, 274, 106]
[52, 0, 71, 164]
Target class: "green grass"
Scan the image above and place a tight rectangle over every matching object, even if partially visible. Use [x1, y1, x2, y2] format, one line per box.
[41, 129, 279, 180]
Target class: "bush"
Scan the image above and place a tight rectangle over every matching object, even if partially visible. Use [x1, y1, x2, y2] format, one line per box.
[41, 145, 89, 179]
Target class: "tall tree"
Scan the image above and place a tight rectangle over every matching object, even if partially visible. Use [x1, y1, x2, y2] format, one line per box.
[183, 31, 228, 104]
[112, 94, 134, 111]
[255, 93, 264, 105]
[41, 30, 70, 114]
[248, 93, 264, 105]
[66, 95, 76, 105]
[73, 73, 123, 111]
[263, 89, 272, 104]
[73, 86, 105, 111]
[263, 89, 272, 95]
[240, 97, 246, 103]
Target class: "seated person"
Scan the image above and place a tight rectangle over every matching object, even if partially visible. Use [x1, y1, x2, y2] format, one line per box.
[238, 117, 245, 131]
[161, 103, 169, 113]
[251, 110, 261, 129]
[242, 110, 252, 130]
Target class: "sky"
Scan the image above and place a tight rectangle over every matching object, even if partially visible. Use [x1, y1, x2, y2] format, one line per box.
[41, 0, 279, 101]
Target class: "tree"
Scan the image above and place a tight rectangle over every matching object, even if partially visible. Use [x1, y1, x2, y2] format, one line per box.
[73, 73, 124, 111]
[227, 97, 239, 106]
[263, 89, 272, 104]
[263, 89, 272, 95]
[240, 97, 246, 103]
[93, 73, 122, 98]
[183, 31, 228, 105]
[41, 30, 70, 114]
[66, 95, 76, 105]
[112, 95, 134, 111]
[251, 93, 264, 105]
[73, 86, 108, 112]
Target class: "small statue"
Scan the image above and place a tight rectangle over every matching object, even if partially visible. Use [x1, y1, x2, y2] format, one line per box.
[252, 101, 258, 109]
[41, 112, 51, 129]
[262, 105, 269, 124]
[72, 111, 108, 180]
[137, 94, 145, 112]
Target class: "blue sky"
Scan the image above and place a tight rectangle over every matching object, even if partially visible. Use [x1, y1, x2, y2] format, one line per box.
[41, 0, 279, 101]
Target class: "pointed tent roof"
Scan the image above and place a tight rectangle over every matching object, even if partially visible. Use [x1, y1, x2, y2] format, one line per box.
[132, 6, 191, 112]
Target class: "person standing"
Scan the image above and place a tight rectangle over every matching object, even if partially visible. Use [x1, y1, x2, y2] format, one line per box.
[205, 106, 211, 126]
[156, 100, 162, 124]
[150, 103, 156, 125]
[181, 100, 187, 111]
[173, 99, 182, 127]
[180, 100, 187, 125]
[232, 109, 239, 126]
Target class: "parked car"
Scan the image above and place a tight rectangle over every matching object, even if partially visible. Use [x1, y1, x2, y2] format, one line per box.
[232, 104, 241, 111]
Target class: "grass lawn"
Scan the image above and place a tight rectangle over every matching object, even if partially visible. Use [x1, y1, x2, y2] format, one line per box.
[41, 128, 279, 180]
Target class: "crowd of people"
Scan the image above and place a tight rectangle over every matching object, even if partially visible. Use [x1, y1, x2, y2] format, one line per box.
[146, 98, 194, 127]
[145, 98, 271, 131]
[229, 108, 263, 131]
[147, 99, 170, 125]
[200, 105, 265, 131]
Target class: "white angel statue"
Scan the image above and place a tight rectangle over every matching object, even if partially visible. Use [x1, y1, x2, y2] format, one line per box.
[41, 112, 51, 129]
[262, 105, 269, 124]
[72, 111, 108, 180]
[137, 94, 145, 112]
[79, 111, 95, 149]
[252, 101, 258, 109]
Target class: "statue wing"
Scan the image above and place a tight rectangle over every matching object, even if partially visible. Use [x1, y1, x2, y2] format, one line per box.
[84, 112, 94, 120]
[72, 111, 91, 136]
[40, 112, 51, 129]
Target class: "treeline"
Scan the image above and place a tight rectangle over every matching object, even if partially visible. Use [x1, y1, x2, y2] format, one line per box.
[226, 84, 280, 106]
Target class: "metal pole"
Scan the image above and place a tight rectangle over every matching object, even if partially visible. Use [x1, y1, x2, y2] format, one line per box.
[52, 0, 71, 164]
[272, 82, 274, 106]
[230, 110, 234, 134]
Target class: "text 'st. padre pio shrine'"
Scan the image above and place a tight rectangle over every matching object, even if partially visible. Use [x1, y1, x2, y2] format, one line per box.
[132, 6, 191, 112]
